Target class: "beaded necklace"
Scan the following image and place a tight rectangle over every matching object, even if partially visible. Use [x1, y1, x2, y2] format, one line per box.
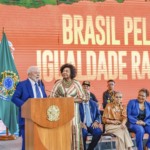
[62, 79, 74, 97]
[62, 79, 73, 88]
[112, 102, 122, 113]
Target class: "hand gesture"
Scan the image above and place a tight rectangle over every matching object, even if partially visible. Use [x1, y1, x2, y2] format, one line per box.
[92, 122, 99, 129]
[136, 120, 146, 126]
[113, 120, 121, 125]
[120, 123, 126, 129]
[74, 98, 83, 103]
[81, 122, 87, 130]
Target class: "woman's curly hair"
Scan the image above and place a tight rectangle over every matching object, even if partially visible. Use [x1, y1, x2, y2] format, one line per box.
[60, 63, 77, 79]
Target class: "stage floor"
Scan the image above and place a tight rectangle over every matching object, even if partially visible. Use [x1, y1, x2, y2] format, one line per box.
[0, 120, 22, 150]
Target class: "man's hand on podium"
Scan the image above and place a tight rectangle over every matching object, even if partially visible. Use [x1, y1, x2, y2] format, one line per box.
[74, 98, 83, 103]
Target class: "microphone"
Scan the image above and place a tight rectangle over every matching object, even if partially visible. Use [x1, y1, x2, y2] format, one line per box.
[38, 79, 45, 87]
[38, 80, 41, 86]
[38, 80, 51, 96]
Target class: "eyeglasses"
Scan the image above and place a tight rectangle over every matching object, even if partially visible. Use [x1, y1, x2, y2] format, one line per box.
[138, 94, 146, 97]
[115, 96, 122, 98]
[108, 83, 115, 86]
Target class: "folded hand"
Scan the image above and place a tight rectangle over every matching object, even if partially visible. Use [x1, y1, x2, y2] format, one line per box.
[92, 122, 100, 129]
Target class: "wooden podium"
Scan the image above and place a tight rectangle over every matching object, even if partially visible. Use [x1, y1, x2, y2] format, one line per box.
[22, 97, 74, 150]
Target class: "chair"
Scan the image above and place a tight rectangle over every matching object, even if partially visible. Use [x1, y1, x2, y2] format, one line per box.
[98, 121, 116, 150]
[86, 110, 116, 150]
[86, 133, 101, 150]
[86, 131, 117, 150]
[129, 132, 149, 150]
[99, 132, 116, 150]
[129, 132, 137, 149]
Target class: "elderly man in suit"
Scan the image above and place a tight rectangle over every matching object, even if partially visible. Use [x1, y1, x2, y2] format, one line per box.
[12, 66, 47, 150]
[82, 81, 98, 103]
[79, 93, 102, 150]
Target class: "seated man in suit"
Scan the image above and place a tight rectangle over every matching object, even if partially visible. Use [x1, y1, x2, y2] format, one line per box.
[12, 66, 47, 150]
[79, 93, 102, 150]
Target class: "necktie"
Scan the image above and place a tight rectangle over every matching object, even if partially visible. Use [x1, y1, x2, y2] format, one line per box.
[84, 103, 92, 127]
[35, 83, 41, 98]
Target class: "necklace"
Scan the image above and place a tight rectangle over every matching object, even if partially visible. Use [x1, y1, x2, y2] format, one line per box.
[114, 106, 121, 113]
[113, 103, 121, 113]
[139, 103, 145, 111]
[62, 79, 73, 88]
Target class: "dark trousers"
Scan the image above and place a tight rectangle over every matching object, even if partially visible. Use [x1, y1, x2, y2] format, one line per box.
[129, 124, 150, 150]
[20, 125, 25, 150]
[82, 126, 102, 150]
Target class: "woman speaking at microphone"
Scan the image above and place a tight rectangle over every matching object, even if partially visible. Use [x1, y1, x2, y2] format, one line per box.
[50, 63, 87, 150]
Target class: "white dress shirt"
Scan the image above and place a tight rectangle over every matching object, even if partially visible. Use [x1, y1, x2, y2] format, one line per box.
[83, 101, 92, 126]
[28, 78, 43, 98]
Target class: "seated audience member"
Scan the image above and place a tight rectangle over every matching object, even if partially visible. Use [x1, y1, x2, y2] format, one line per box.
[127, 88, 150, 150]
[102, 80, 116, 109]
[103, 91, 133, 150]
[82, 81, 98, 103]
[79, 93, 102, 150]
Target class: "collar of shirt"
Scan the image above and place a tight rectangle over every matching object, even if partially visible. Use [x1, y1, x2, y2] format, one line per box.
[83, 101, 89, 105]
[28, 78, 44, 98]
[28, 78, 37, 86]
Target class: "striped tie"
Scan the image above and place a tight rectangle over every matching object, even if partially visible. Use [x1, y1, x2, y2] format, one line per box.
[35, 83, 41, 98]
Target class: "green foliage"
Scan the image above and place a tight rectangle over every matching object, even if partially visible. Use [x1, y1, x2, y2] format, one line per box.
[0, 0, 57, 8]
[116, 0, 124, 3]
[0, 0, 125, 8]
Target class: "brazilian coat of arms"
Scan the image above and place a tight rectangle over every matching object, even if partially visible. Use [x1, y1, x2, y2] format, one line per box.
[0, 70, 19, 101]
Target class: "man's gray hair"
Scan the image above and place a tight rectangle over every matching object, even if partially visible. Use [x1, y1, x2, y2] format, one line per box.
[27, 66, 39, 74]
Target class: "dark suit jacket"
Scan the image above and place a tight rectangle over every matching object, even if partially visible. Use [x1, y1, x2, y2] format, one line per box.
[127, 99, 150, 126]
[79, 100, 101, 124]
[102, 90, 116, 109]
[90, 92, 98, 102]
[12, 79, 47, 125]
